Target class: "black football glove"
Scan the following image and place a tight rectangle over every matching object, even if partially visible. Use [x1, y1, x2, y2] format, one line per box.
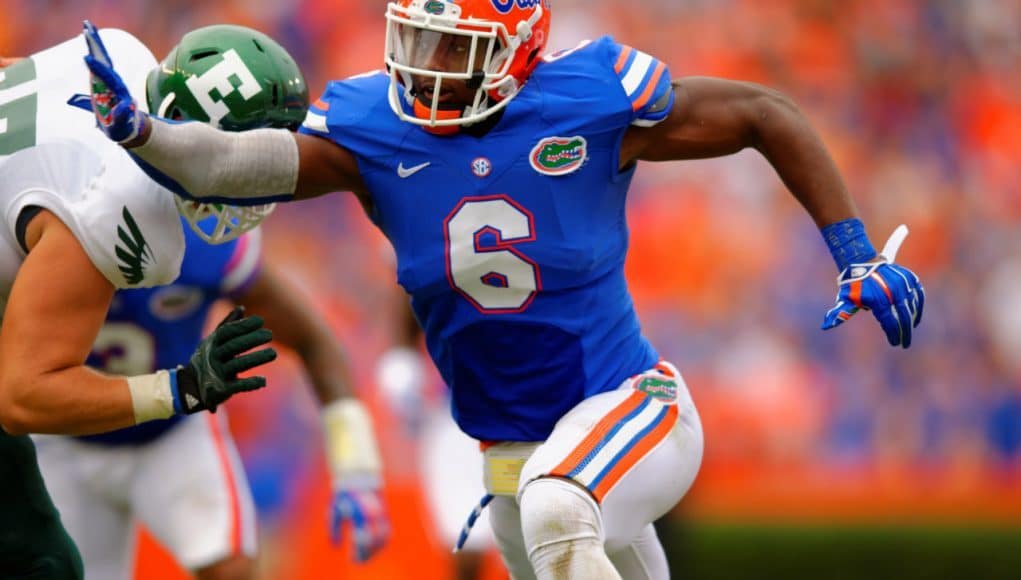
[172, 306, 277, 414]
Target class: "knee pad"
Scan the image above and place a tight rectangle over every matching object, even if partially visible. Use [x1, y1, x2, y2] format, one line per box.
[520, 477, 621, 579]
[519, 477, 602, 554]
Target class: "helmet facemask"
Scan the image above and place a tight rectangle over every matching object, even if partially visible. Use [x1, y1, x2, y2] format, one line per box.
[175, 199, 275, 245]
[384, 0, 545, 129]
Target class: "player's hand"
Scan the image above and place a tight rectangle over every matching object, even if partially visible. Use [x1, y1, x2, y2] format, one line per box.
[173, 306, 277, 414]
[330, 476, 390, 563]
[81, 20, 149, 144]
[822, 225, 925, 348]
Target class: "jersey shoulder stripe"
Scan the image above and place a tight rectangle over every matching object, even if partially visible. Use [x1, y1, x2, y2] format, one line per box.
[299, 71, 411, 178]
[607, 41, 673, 126]
[535, 36, 673, 130]
[299, 70, 390, 137]
[302, 98, 330, 133]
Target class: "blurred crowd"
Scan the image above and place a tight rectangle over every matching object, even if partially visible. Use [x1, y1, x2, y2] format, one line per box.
[3, 0, 1021, 569]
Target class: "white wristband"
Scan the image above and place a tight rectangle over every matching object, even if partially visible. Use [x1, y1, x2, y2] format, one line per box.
[127, 370, 176, 424]
[321, 398, 383, 485]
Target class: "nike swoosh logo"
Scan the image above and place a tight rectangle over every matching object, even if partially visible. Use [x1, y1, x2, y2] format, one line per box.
[397, 161, 431, 178]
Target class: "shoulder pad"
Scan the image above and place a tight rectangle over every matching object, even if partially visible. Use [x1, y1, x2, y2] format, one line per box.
[301, 71, 389, 135]
[76, 148, 184, 289]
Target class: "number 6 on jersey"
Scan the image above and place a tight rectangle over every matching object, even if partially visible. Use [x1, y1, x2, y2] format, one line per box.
[445, 196, 541, 313]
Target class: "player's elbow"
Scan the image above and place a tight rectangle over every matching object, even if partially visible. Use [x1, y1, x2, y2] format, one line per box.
[0, 415, 33, 436]
[0, 391, 35, 435]
[0, 373, 44, 435]
[739, 84, 816, 153]
[744, 84, 805, 139]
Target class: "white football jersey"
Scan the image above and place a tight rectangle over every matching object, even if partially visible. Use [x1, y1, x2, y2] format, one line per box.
[0, 29, 184, 303]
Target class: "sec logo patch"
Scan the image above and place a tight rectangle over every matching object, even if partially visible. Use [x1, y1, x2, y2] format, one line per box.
[471, 157, 492, 177]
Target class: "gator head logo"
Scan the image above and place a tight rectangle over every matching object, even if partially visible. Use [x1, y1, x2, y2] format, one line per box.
[529, 136, 587, 176]
[91, 78, 117, 127]
[423, 0, 446, 14]
[634, 375, 678, 402]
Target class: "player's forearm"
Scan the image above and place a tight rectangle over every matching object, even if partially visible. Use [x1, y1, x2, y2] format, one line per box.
[240, 268, 355, 402]
[247, 310, 353, 402]
[297, 333, 381, 483]
[747, 90, 860, 228]
[296, 337, 356, 403]
[128, 118, 299, 204]
[0, 362, 206, 436]
[0, 367, 137, 435]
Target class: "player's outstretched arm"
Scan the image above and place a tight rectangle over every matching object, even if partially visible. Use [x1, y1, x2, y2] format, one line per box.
[233, 263, 389, 562]
[81, 20, 365, 204]
[621, 76, 925, 347]
[0, 212, 277, 435]
[623, 76, 860, 226]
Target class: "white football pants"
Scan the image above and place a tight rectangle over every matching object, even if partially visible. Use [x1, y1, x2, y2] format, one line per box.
[485, 362, 703, 580]
[33, 411, 257, 580]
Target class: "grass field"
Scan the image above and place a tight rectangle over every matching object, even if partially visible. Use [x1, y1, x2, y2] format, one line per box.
[659, 520, 1021, 580]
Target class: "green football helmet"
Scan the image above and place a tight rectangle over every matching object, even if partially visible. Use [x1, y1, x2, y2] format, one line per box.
[146, 24, 310, 244]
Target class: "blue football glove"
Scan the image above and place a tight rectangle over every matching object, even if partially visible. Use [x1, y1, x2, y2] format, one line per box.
[822, 225, 925, 348]
[81, 20, 148, 143]
[330, 479, 390, 563]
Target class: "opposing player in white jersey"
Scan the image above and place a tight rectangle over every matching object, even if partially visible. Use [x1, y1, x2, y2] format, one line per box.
[32, 24, 389, 580]
[0, 28, 276, 579]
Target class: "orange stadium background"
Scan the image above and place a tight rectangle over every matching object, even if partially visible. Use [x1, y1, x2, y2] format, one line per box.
[3, 0, 1021, 578]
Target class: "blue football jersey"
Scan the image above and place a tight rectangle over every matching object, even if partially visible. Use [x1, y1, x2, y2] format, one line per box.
[78, 219, 263, 445]
[301, 37, 674, 441]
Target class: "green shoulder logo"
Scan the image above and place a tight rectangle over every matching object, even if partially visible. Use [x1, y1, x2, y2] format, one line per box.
[115, 207, 154, 285]
[529, 136, 587, 176]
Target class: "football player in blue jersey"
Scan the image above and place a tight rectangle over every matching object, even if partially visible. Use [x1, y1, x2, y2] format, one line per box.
[84, 0, 926, 577]
[33, 25, 388, 580]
